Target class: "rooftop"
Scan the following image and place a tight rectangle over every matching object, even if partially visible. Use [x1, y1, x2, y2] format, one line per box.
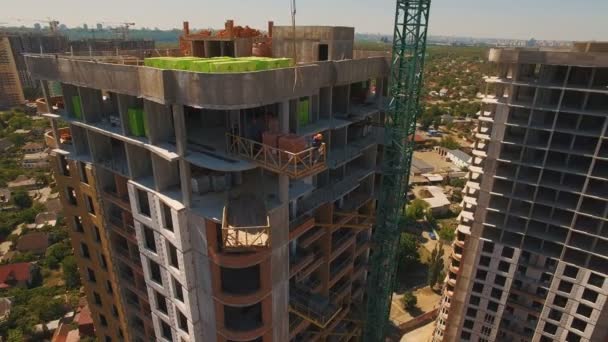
[421, 186, 450, 209]
[0, 262, 32, 288]
[447, 149, 472, 162]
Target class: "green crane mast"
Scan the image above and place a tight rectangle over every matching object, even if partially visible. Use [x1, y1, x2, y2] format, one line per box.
[364, 0, 431, 341]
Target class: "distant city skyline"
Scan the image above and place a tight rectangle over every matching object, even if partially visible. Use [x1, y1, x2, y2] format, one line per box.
[2, 0, 607, 41]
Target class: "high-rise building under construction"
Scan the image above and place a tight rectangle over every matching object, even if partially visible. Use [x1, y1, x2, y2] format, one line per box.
[433, 42, 608, 342]
[31, 23, 390, 341]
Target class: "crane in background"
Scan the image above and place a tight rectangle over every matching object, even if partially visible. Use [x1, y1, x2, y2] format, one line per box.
[100, 22, 136, 40]
[363, 0, 432, 341]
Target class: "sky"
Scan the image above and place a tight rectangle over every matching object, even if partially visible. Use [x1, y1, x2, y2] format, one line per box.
[2, 0, 607, 41]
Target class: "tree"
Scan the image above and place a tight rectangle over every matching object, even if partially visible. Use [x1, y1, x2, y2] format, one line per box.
[406, 199, 430, 221]
[427, 243, 445, 289]
[438, 225, 456, 242]
[45, 242, 71, 269]
[12, 190, 32, 209]
[401, 291, 418, 310]
[449, 178, 466, 188]
[7, 329, 24, 342]
[62, 256, 80, 289]
[439, 136, 460, 150]
[398, 233, 420, 272]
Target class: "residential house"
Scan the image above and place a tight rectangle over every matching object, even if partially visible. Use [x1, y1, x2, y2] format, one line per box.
[7, 175, 37, 190]
[0, 262, 38, 288]
[435, 146, 472, 169]
[22, 151, 50, 169]
[21, 142, 45, 154]
[420, 185, 450, 216]
[16, 232, 50, 254]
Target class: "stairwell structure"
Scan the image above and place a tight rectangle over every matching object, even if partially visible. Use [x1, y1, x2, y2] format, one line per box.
[31, 25, 391, 341]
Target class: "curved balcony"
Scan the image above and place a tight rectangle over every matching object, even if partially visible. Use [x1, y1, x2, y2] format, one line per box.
[451, 251, 462, 262]
[208, 248, 270, 269]
[449, 264, 460, 274]
[221, 206, 270, 251]
[214, 287, 271, 307]
[472, 149, 487, 158]
[475, 133, 491, 141]
[227, 133, 326, 179]
[469, 165, 483, 174]
[218, 322, 269, 342]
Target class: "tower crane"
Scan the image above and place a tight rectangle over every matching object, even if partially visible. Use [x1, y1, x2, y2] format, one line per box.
[363, 0, 432, 341]
[100, 22, 136, 40]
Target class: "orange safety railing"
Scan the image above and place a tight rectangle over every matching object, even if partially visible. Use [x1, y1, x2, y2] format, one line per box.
[289, 286, 342, 329]
[226, 134, 326, 178]
[221, 207, 271, 250]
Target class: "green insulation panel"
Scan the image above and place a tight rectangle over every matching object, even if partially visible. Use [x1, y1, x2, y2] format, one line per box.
[144, 56, 293, 73]
[71, 96, 82, 119]
[128, 108, 146, 137]
[209, 60, 256, 73]
[298, 99, 310, 126]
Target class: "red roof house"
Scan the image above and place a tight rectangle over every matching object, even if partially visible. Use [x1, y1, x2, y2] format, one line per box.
[0, 262, 36, 289]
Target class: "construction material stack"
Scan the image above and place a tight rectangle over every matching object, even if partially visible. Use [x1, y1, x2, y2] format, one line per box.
[364, 0, 432, 341]
[144, 56, 292, 73]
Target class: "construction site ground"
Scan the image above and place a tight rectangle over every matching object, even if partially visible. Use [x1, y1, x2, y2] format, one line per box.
[400, 320, 435, 342]
[413, 151, 455, 173]
[390, 286, 441, 327]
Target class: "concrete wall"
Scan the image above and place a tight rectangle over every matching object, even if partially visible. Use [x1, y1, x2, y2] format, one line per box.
[272, 26, 354, 63]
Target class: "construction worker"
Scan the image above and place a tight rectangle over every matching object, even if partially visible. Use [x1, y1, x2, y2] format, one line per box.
[312, 133, 325, 162]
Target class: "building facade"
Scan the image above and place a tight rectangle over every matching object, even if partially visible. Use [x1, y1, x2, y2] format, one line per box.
[433, 43, 608, 342]
[0, 36, 25, 109]
[32, 26, 388, 341]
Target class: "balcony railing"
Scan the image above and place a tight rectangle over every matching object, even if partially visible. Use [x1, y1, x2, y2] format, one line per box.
[227, 134, 326, 179]
[289, 286, 342, 329]
[221, 207, 271, 250]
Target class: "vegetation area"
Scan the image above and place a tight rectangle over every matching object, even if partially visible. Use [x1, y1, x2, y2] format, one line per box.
[0, 110, 52, 188]
[0, 109, 81, 340]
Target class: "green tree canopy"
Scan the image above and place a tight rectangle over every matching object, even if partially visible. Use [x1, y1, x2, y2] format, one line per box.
[62, 256, 81, 289]
[401, 291, 418, 310]
[406, 199, 430, 221]
[439, 136, 460, 150]
[12, 190, 32, 209]
[427, 243, 445, 289]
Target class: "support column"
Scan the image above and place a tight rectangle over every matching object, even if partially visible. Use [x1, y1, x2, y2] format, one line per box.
[278, 101, 290, 204]
[40, 80, 53, 114]
[172, 104, 192, 207]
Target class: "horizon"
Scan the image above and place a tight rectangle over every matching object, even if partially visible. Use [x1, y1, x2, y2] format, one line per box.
[1, 0, 607, 42]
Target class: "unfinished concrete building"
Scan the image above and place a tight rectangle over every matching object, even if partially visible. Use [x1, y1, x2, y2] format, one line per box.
[30, 25, 389, 341]
[0, 36, 25, 109]
[433, 43, 608, 342]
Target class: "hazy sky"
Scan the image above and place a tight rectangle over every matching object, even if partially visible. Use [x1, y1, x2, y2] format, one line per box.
[3, 0, 607, 41]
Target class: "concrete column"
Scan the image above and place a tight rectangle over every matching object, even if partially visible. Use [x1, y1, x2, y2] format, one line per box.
[279, 100, 290, 134]
[116, 94, 130, 136]
[40, 80, 53, 114]
[49, 117, 60, 148]
[172, 104, 192, 207]
[179, 159, 192, 208]
[172, 104, 187, 156]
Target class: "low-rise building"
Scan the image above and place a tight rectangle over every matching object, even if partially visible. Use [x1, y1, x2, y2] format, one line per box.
[22, 151, 50, 169]
[0, 262, 37, 289]
[7, 175, 37, 190]
[0, 297, 12, 322]
[21, 142, 45, 154]
[434, 146, 472, 169]
[16, 232, 50, 254]
[420, 185, 450, 216]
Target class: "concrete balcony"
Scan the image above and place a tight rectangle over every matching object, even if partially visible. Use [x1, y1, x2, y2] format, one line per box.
[472, 149, 487, 158]
[108, 214, 137, 243]
[475, 133, 491, 141]
[289, 313, 310, 340]
[329, 257, 354, 286]
[295, 253, 325, 282]
[449, 264, 460, 274]
[299, 228, 325, 249]
[289, 286, 342, 329]
[330, 232, 356, 260]
[330, 280, 352, 304]
[289, 215, 316, 241]
[290, 249, 316, 279]
[327, 134, 376, 168]
[227, 133, 326, 179]
[221, 205, 270, 251]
